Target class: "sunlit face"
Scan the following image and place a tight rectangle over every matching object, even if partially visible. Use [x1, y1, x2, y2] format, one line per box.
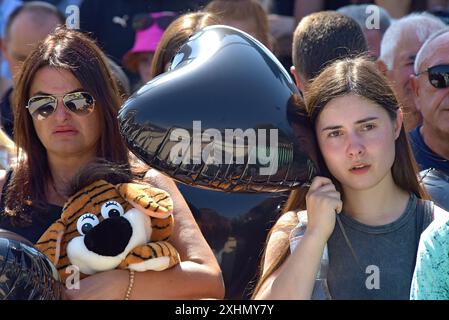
[315, 94, 401, 192]
[413, 33, 449, 136]
[386, 32, 423, 129]
[29, 67, 101, 158]
[137, 52, 155, 83]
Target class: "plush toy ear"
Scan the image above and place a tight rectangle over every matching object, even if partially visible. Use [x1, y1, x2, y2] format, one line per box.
[116, 183, 173, 219]
[35, 219, 67, 268]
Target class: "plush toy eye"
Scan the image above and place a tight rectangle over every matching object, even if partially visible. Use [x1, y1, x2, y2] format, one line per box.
[100, 201, 124, 219]
[76, 213, 100, 235]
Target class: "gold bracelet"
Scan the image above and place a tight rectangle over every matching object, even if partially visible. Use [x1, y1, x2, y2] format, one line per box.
[124, 270, 135, 300]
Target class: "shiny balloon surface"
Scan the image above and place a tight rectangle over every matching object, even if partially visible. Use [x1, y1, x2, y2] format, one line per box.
[119, 25, 318, 192]
[0, 229, 62, 300]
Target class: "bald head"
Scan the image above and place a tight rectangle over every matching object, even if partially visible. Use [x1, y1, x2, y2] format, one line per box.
[2, 2, 63, 79]
[414, 28, 449, 75]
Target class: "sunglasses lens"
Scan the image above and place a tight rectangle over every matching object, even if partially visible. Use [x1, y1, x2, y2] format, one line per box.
[428, 65, 449, 88]
[28, 96, 56, 120]
[63, 92, 95, 115]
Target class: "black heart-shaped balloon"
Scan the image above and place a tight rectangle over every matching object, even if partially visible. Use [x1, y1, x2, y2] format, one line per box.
[0, 229, 62, 300]
[119, 25, 318, 192]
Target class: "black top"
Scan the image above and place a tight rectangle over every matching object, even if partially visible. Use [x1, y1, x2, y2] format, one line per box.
[0, 171, 62, 244]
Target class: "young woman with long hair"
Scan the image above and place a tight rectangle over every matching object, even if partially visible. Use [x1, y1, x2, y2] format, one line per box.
[252, 56, 448, 300]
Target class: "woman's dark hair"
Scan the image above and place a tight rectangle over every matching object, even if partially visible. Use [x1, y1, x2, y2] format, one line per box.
[6, 26, 130, 224]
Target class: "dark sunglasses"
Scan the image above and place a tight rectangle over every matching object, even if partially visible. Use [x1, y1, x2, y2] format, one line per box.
[416, 64, 449, 89]
[132, 12, 178, 31]
[26, 91, 95, 120]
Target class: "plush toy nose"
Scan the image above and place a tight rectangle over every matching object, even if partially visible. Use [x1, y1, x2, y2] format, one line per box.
[83, 217, 132, 256]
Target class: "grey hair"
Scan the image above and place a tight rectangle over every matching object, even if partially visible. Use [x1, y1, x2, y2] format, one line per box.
[414, 27, 449, 74]
[337, 4, 391, 33]
[379, 12, 445, 70]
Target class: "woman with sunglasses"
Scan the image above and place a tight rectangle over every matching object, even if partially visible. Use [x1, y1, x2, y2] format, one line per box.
[0, 26, 224, 300]
[252, 57, 449, 300]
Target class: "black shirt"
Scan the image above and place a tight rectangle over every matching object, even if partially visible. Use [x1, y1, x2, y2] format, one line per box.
[0, 171, 62, 243]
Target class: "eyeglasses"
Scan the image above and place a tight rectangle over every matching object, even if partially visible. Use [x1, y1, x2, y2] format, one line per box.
[26, 91, 95, 120]
[416, 64, 449, 89]
[132, 12, 178, 31]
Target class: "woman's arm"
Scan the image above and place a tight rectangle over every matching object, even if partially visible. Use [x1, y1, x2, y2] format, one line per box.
[254, 177, 341, 300]
[253, 211, 326, 299]
[65, 169, 224, 300]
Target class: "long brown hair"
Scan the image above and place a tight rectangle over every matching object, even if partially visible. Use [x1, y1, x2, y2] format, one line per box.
[5, 26, 129, 224]
[252, 56, 428, 297]
[150, 12, 221, 79]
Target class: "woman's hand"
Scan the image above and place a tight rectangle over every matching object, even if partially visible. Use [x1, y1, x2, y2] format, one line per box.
[305, 176, 342, 242]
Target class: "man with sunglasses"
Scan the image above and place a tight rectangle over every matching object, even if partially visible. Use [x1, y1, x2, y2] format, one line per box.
[410, 27, 449, 211]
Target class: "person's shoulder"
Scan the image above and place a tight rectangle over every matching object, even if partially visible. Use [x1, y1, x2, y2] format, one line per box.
[421, 205, 449, 246]
[268, 209, 305, 240]
[276, 210, 304, 227]
[434, 205, 449, 221]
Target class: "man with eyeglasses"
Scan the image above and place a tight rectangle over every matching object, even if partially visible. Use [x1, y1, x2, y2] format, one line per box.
[410, 27, 449, 211]
[0, 1, 64, 139]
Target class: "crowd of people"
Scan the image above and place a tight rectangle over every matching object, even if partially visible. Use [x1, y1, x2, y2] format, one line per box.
[0, 0, 449, 300]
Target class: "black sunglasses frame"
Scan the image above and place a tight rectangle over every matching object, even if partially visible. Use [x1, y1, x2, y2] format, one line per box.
[416, 64, 449, 89]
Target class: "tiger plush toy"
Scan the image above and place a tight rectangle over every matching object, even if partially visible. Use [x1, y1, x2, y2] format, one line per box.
[35, 179, 180, 283]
